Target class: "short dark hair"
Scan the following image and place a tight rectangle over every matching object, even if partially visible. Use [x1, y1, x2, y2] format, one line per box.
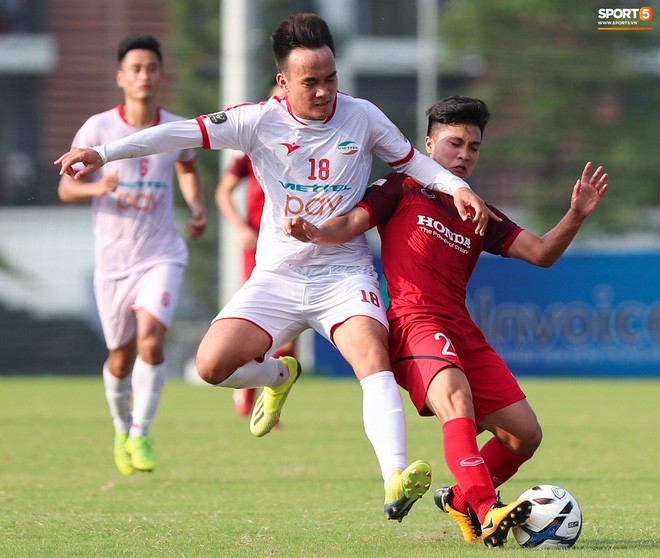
[426, 96, 490, 137]
[271, 13, 335, 71]
[117, 34, 163, 65]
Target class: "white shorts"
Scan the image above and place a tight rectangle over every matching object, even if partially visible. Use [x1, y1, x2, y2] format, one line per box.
[94, 263, 185, 350]
[214, 264, 388, 358]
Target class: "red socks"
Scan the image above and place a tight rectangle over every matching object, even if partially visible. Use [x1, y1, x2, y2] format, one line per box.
[448, 432, 532, 522]
[442, 418, 496, 522]
[479, 436, 531, 486]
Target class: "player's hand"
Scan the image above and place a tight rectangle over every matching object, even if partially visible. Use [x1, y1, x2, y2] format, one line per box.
[284, 216, 319, 243]
[453, 187, 499, 236]
[95, 172, 119, 196]
[186, 210, 208, 239]
[54, 148, 103, 179]
[571, 162, 608, 218]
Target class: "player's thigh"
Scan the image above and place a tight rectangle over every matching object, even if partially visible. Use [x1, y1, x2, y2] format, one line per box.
[197, 318, 272, 377]
[310, 267, 389, 379]
[206, 270, 306, 362]
[333, 315, 390, 379]
[426, 367, 475, 423]
[135, 308, 168, 363]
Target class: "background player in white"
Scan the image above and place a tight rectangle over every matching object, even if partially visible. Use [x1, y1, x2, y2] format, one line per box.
[57, 34, 207, 476]
[285, 96, 608, 546]
[56, 14, 490, 519]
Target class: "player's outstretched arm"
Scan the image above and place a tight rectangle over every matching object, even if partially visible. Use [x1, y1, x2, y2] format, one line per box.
[507, 162, 608, 267]
[284, 207, 371, 245]
[55, 119, 205, 180]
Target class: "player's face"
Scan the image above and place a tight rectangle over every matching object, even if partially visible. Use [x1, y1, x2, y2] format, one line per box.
[425, 123, 481, 180]
[116, 49, 162, 103]
[278, 46, 338, 121]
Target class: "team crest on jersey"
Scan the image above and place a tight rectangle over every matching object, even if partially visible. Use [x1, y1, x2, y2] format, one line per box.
[208, 111, 227, 124]
[337, 140, 359, 155]
[421, 188, 436, 199]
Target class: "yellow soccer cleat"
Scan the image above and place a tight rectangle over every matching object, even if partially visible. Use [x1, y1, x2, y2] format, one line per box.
[384, 460, 432, 522]
[481, 496, 532, 548]
[113, 432, 134, 476]
[434, 486, 482, 543]
[250, 357, 301, 437]
[125, 435, 156, 472]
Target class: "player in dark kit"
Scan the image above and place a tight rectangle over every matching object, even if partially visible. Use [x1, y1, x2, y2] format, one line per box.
[285, 96, 608, 547]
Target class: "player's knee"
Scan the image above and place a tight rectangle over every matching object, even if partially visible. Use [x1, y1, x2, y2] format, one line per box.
[195, 351, 230, 385]
[525, 423, 543, 454]
[510, 423, 543, 456]
[107, 353, 133, 377]
[137, 336, 164, 364]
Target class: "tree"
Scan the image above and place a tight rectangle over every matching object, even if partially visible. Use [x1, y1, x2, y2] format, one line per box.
[439, 0, 660, 233]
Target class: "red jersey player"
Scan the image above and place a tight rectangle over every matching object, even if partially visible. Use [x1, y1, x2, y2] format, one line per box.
[285, 96, 608, 547]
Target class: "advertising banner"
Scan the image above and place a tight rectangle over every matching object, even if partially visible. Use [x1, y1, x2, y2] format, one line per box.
[468, 251, 660, 377]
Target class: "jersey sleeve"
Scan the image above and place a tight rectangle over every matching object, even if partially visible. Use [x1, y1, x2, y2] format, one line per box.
[483, 204, 524, 256]
[98, 119, 204, 163]
[364, 101, 470, 196]
[196, 102, 262, 153]
[358, 172, 406, 228]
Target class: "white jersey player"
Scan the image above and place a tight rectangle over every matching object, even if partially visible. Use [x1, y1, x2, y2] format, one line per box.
[78, 105, 196, 279]
[58, 34, 207, 477]
[56, 14, 489, 520]
[196, 92, 473, 272]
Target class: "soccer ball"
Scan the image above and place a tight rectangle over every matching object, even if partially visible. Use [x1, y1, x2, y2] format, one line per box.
[512, 485, 583, 548]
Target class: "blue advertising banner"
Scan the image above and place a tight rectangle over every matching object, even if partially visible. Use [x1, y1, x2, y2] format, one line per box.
[467, 250, 660, 377]
[313, 251, 660, 378]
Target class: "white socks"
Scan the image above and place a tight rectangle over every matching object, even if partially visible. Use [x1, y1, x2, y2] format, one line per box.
[103, 365, 132, 434]
[360, 371, 407, 486]
[129, 356, 167, 438]
[216, 357, 285, 389]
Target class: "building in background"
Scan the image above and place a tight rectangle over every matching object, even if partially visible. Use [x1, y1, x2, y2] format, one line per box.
[0, 0, 173, 206]
[0, 0, 175, 374]
[1, 1, 659, 378]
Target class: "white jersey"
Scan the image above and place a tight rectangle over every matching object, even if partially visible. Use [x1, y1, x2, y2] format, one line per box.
[197, 93, 468, 270]
[98, 93, 470, 271]
[73, 106, 197, 279]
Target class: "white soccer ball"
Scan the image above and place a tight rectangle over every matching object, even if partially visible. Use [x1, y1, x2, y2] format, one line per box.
[512, 485, 583, 549]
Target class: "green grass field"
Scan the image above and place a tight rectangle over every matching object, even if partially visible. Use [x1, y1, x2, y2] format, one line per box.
[0, 375, 657, 557]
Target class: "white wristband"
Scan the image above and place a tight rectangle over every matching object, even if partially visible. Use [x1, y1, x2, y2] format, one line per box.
[92, 145, 108, 165]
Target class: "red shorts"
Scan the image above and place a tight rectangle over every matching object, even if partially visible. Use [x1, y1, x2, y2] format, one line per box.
[389, 313, 525, 423]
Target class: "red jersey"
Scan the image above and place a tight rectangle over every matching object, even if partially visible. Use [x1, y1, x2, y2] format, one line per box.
[359, 173, 523, 322]
[226, 154, 264, 232]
